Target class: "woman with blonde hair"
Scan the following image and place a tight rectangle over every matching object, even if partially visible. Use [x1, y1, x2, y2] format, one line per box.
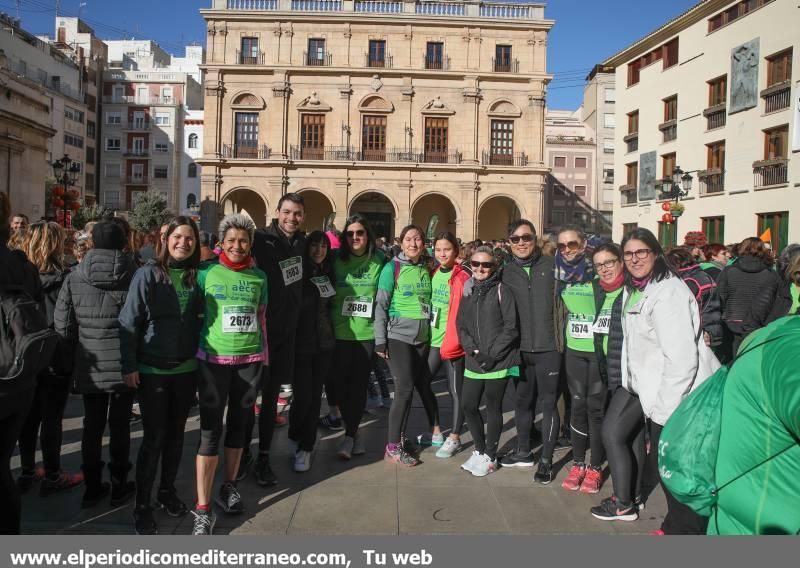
[17, 222, 84, 496]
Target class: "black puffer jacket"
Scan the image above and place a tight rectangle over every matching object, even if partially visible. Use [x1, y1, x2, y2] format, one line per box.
[679, 265, 724, 347]
[591, 280, 625, 389]
[40, 270, 73, 376]
[295, 261, 336, 355]
[456, 274, 520, 374]
[54, 249, 137, 394]
[717, 256, 782, 337]
[768, 280, 799, 321]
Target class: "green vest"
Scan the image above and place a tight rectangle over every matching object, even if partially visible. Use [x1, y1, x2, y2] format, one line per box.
[561, 281, 597, 352]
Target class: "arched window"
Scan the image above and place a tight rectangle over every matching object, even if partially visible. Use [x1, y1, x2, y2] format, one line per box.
[188, 163, 197, 178]
[187, 193, 197, 208]
[188, 133, 198, 149]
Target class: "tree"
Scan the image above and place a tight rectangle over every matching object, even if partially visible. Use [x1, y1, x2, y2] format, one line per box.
[128, 192, 174, 233]
[71, 204, 109, 231]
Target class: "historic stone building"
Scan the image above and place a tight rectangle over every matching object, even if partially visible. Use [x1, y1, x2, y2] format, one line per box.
[198, 0, 553, 240]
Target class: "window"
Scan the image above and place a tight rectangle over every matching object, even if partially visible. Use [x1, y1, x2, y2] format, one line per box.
[627, 59, 642, 86]
[104, 190, 120, 208]
[85, 173, 94, 192]
[426, 42, 444, 70]
[307, 38, 327, 66]
[64, 106, 84, 123]
[708, 0, 776, 32]
[764, 125, 789, 159]
[626, 162, 638, 187]
[574, 157, 587, 168]
[154, 113, 170, 126]
[86, 146, 95, 165]
[235, 112, 259, 158]
[161, 87, 173, 103]
[362, 115, 387, 161]
[658, 221, 677, 248]
[104, 162, 120, 177]
[604, 88, 616, 103]
[106, 111, 121, 125]
[603, 165, 615, 183]
[240, 37, 260, 64]
[87, 120, 96, 137]
[188, 163, 197, 178]
[490, 120, 514, 165]
[708, 75, 727, 106]
[188, 133, 198, 149]
[603, 138, 614, 153]
[574, 185, 587, 197]
[155, 142, 168, 153]
[707, 141, 725, 170]
[627, 111, 639, 135]
[300, 114, 325, 159]
[368, 40, 386, 68]
[757, 211, 789, 253]
[766, 49, 792, 87]
[423, 117, 448, 163]
[553, 156, 566, 168]
[627, 36, 679, 85]
[494, 45, 513, 72]
[153, 166, 168, 179]
[662, 153, 676, 179]
[604, 113, 615, 128]
[64, 133, 84, 148]
[664, 96, 678, 122]
[622, 222, 638, 236]
[702, 217, 725, 243]
[187, 193, 197, 208]
[663, 38, 679, 68]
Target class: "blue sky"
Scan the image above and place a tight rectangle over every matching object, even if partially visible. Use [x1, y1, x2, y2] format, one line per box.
[10, 0, 698, 109]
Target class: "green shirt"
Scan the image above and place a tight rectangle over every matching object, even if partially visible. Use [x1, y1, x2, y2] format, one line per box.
[378, 261, 432, 320]
[465, 366, 520, 380]
[197, 262, 268, 357]
[561, 281, 597, 352]
[791, 283, 800, 315]
[331, 251, 385, 341]
[430, 268, 453, 348]
[139, 268, 199, 375]
[597, 287, 623, 355]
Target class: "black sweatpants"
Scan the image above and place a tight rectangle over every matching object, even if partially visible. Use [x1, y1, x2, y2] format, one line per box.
[0, 387, 35, 534]
[289, 349, 333, 451]
[386, 339, 431, 444]
[462, 378, 509, 459]
[602, 387, 646, 505]
[197, 361, 261, 456]
[18, 373, 71, 476]
[514, 351, 561, 460]
[565, 348, 607, 467]
[428, 348, 465, 436]
[135, 371, 197, 506]
[333, 340, 375, 438]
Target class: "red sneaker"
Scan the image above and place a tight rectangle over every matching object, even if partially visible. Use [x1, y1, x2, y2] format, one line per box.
[277, 397, 290, 408]
[561, 463, 586, 491]
[254, 403, 261, 416]
[274, 414, 287, 426]
[650, 529, 666, 536]
[579, 467, 603, 494]
[40, 471, 84, 497]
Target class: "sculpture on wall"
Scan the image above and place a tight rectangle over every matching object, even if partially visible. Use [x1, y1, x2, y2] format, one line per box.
[639, 151, 657, 201]
[730, 38, 759, 114]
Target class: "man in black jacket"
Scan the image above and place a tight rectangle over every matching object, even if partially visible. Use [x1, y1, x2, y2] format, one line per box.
[499, 220, 562, 484]
[243, 193, 306, 486]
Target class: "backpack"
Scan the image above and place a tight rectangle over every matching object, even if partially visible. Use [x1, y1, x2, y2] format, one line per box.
[0, 288, 59, 393]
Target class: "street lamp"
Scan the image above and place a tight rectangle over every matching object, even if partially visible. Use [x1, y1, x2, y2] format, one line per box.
[50, 154, 81, 228]
[659, 165, 693, 203]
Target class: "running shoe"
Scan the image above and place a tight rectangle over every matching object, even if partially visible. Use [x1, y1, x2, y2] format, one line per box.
[337, 436, 354, 460]
[215, 482, 244, 514]
[431, 433, 445, 447]
[561, 463, 586, 491]
[634, 495, 645, 511]
[255, 455, 278, 486]
[650, 529, 665, 536]
[191, 507, 216, 536]
[352, 433, 366, 456]
[319, 414, 343, 430]
[384, 444, 420, 467]
[294, 450, 311, 473]
[416, 433, 433, 447]
[236, 450, 254, 482]
[460, 450, 482, 474]
[533, 461, 554, 485]
[81, 482, 111, 509]
[110, 480, 136, 507]
[133, 505, 158, 535]
[435, 437, 461, 459]
[590, 496, 639, 522]
[274, 414, 287, 426]
[579, 466, 603, 494]
[555, 435, 572, 452]
[470, 454, 498, 477]
[499, 450, 535, 468]
[157, 489, 188, 517]
[16, 468, 44, 493]
[40, 470, 83, 496]
[277, 397, 290, 408]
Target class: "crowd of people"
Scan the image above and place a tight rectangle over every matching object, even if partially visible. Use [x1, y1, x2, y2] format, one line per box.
[0, 190, 797, 537]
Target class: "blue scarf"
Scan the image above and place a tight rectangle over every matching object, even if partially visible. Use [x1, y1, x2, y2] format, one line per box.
[554, 250, 594, 287]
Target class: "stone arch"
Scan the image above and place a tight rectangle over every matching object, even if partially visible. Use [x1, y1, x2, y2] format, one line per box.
[221, 187, 269, 228]
[477, 194, 523, 240]
[487, 98, 522, 118]
[230, 91, 266, 110]
[349, 190, 399, 240]
[357, 94, 394, 113]
[410, 192, 461, 236]
[297, 188, 336, 232]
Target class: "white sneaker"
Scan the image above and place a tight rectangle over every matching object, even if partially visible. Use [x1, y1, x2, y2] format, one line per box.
[294, 450, 311, 472]
[460, 450, 482, 473]
[470, 453, 497, 477]
[337, 436, 354, 460]
[435, 437, 461, 459]
[352, 432, 365, 456]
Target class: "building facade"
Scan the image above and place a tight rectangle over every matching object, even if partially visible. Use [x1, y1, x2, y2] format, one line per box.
[581, 64, 616, 228]
[605, 0, 798, 252]
[198, 0, 553, 241]
[181, 108, 204, 217]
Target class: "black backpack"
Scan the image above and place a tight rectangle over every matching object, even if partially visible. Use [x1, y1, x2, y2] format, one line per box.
[0, 287, 59, 393]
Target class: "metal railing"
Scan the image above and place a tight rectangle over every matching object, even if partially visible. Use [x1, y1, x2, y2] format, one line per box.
[705, 108, 726, 130]
[123, 150, 150, 157]
[291, 145, 358, 160]
[492, 57, 519, 73]
[424, 55, 450, 70]
[288, 146, 464, 164]
[481, 151, 528, 166]
[699, 172, 724, 194]
[763, 84, 791, 114]
[626, 136, 638, 154]
[753, 160, 789, 188]
[222, 144, 271, 159]
[662, 124, 677, 143]
[125, 121, 151, 130]
[237, 50, 266, 65]
[355, 0, 403, 12]
[102, 95, 178, 106]
[620, 186, 637, 205]
[304, 51, 333, 66]
[365, 53, 393, 69]
[124, 176, 149, 184]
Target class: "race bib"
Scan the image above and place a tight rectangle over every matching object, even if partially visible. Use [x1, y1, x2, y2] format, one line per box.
[420, 303, 431, 320]
[592, 312, 611, 335]
[222, 305, 258, 334]
[431, 306, 440, 328]
[280, 256, 302, 286]
[568, 314, 593, 340]
[311, 276, 336, 298]
[341, 296, 373, 318]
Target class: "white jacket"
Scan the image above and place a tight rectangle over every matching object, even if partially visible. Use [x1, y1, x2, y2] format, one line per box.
[620, 274, 721, 425]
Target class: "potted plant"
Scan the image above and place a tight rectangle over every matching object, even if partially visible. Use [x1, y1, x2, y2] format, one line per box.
[669, 201, 685, 218]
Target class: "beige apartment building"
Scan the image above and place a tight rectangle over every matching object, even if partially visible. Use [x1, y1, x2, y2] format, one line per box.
[605, 0, 798, 252]
[198, 0, 553, 240]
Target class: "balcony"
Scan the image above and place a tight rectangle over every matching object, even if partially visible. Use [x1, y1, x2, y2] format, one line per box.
[304, 52, 333, 66]
[703, 104, 727, 130]
[221, 144, 272, 159]
[123, 150, 150, 158]
[423, 55, 450, 70]
[492, 58, 519, 73]
[761, 81, 791, 114]
[481, 151, 528, 166]
[659, 120, 677, 143]
[753, 159, 789, 188]
[698, 169, 724, 194]
[237, 50, 266, 65]
[291, 145, 357, 161]
[623, 133, 638, 154]
[619, 184, 637, 205]
[124, 121, 151, 131]
[288, 146, 465, 164]
[365, 53, 393, 69]
[125, 176, 149, 185]
[102, 95, 178, 106]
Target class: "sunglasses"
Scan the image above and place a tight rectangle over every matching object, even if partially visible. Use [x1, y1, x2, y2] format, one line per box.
[470, 260, 496, 269]
[557, 241, 582, 252]
[509, 234, 535, 244]
[345, 229, 366, 238]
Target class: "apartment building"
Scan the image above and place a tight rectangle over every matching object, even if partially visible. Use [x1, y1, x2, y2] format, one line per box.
[198, 0, 553, 240]
[605, 0, 798, 251]
[581, 64, 616, 228]
[181, 108, 204, 217]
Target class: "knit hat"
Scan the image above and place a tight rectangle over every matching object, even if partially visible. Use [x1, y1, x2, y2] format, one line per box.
[91, 221, 127, 251]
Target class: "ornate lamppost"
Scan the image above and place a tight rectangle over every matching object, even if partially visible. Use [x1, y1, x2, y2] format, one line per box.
[50, 154, 82, 228]
[658, 166, 694, 244]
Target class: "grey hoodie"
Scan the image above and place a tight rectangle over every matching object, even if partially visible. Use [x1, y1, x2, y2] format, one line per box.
[374, 252, 432, 349]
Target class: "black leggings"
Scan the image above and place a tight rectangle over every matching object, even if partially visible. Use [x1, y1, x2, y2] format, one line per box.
[18, 373, 71, 476]
[82, 391, 135, 486]
[333, 340, 375, 438]
[514, 351, 561, 459]
[565, 348, 607, 467]
[242, 359, 282, 456]
[197, 361, 261, 456]
[0, 387, 35, 534]
[602, 387, 646, 505]
[135, 371, 197, 506]
[428, 348, 465, 436]
[462, 378, 509, 459]
[387, 339, 431, 444]
[289, 349, 333, 451]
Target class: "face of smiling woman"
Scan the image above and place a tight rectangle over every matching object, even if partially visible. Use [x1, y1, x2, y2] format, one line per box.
[223, 229, 251, 264]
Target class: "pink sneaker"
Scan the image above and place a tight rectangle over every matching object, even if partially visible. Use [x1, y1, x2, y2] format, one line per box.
[561, 463, 586, 491]
[579, 467, 603, 494]
[650, 529, 666, 536]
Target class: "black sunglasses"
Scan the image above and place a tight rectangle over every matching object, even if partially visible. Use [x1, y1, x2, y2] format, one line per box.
[470, 260, 495, 269]
[345, 229, 366, 238]
[509, 234, 535, 244]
